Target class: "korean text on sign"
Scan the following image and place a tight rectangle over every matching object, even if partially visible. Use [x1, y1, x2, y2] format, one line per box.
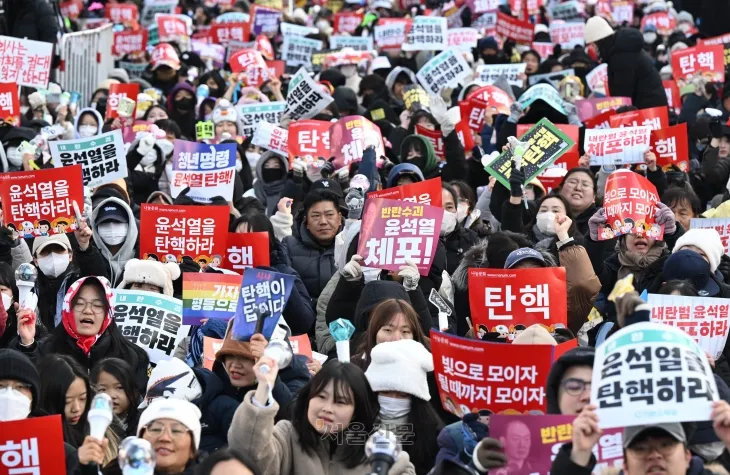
[231, 269, 296, 341]
[0, 36, 53, 89]
[598, 169, 663, 241]
[285, 67, 334, 121]
[222, 231, 271, 272]
[416, 50, 470, 95]
[585, 126, 651, 166]
[367, 176, 443, 208]
[403, 16, 447, 51]
[651, 123, 690, 172]
[50, 130, 128, 189]
[590, 322, 719, 429]
[252, 122, 289, 157]
[287, 120, 331, 161]
[0, 415, 66, 475]
[182, 272, 242, 325]
[609, 106, 669, 131]
[170, 140, 237, 203]
[328, 115, 385, 169]
[690, 218, 730, 255]
[236, 101, 286, 138]
[671, 43, 725, 84]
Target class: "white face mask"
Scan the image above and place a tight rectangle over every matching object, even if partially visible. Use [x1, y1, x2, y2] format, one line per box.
[235, 159, 243, 172]
[6, 146, 21, 167]
[643, 32, 657, 44]
[0, 387, 31, 421]
[78, 125, 97, 138]
[316, 19, 330, 32]
[246, 151, 261, 168]
[158, 139, 174, 158]
[535, 211, 557, 236]
[98, 222, 129, 246]
[37, 252, 70, 278]
[140, 149, 157, 167]
[340, 65, 358, 78]
[457, 202, 469, 222]
[440, 211, 457, 236]
[1, 293, 11, 311]
[378, 394, 411, 420]
[691, 441, 726, 462]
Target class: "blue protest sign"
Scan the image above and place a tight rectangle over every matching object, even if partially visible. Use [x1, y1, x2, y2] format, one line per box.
[231, 269, 295, 341]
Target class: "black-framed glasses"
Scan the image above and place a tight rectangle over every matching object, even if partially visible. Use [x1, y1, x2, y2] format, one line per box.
[629, 438, 682, 459]
[560, 378, 591, 396]
[73, 299, 105, 314]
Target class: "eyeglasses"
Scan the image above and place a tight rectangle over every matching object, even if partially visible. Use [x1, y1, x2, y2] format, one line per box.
[73, 299, 106, 314]
[629, 439, 682, 458]
[560, 378, 591, 396]
[565, 179, 594, 191]
[145, 423, 190, 440]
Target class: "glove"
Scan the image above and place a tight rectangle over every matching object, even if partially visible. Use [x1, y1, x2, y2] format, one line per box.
[341, 254, 363, 281]
[718, 254, 730, 283]
[563, 102, 582, 126]
[173, 187, 196, 206]
[473, 438, 508, 471]
[508, 101, 523, 123]
[429, 94, 455, 137]
[615, 291, 648, 328]
[509, 162, 525, 198]
[335, 166, 350, 188]
[398, 259, 420, 291]
[345, 187, 364, 219]
[654, 202, 677, 235]
[292, 158, 306, 180]
[588, 208, 607, 241]
[137, 135, 155, 157]
[178, 256, 201, 274]
[710, 118, 723, 139]
[320, 160, 335, 179]
[0, 226, 17, 249]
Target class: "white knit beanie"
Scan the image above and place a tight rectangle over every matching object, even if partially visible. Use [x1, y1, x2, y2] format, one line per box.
[673, 228, 724, 273]
[118, 258, 181, 296]
[365, 340, 433, 401]
[137, 398, 202, 450]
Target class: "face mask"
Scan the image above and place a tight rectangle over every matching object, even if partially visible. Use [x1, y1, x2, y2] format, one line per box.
[457, 202, 469, 222]
[690, 441, 726, 462]
[535, 211, 557, 236]
[98, 222, 129, 246]
[235, 159, 243, 172]
[440, 211, 457, 236]
[378, 394, 411, 420]
[340, 65, 358, 78]
[262, 167, 284, 183]
[246, 151, 261, 168]
[0, 387, 31, 421]
[37, 252, 70, 278]
[175, 97, 195, 111]
[6, 147, 21, 167]
[316, 19, 330, 32]
[165, 162, 173, 179]
[140, 149, 157, 167]
[643, 32, 657, 44]
[1, 293, 12, 311]
[363, 267, 380, 283]
[78, 125, 97, 138]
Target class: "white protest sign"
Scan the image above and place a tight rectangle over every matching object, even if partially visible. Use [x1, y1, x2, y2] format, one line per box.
[374, 22, 409, 50]
[416, 50, 471, 95]
[329, 35, 374, 52]
[591, 322, 719, 429]
[140, 0, 177, 26]
[252, 122, 289, 157]
[586, 63, 609, 94]
[549, 22, 586, 49]
[236, 101, 286, 138]
[549, 0, 584, 21]
[473, 0, 500, 14]
[472, 12, 497, 35]
[403, 16, 448, 51]
[280, 22, 319, 37]
[648, 294, 730, 360]
[169, 140, 237, 203]
[447, 28, 479, 52]
[285, 68, 334, 121]
[585, 127, 651, 166]
[0, 36, 54, 89]
[690, 218, 730, 255]
[281, 36, 323, 67]
[50, 130, 128, 188]
[476, 63, 527, 87]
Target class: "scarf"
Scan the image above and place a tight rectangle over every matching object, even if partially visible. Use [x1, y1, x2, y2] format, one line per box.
[61, 276, 114, 356]
[616, 239, 665, 280]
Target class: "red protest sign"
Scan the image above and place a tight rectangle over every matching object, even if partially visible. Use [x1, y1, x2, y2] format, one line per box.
[265, 60, 285, 80]
[229, 49, 266, 74]
[663, 80, 681, 113]
[517, 124, 579, 171]
[640, 12, 676, 36]
[222, 232, 271, 273]
[288, 120, 331, 161]
[157, 15, 189, 43]
[358, 197, 443, 276]
[139, 204, 230, 263]
[334, 12, 364, 34]
[468, 267, 567, 333]
[598, 170, 663, 241]
[106, 83, 139, 119]
[532, 42, 554, 59]
[609, 106, 669, 131]
[496, 11, 534, 44]
[0, 165, 84, 238]
[113, 30, 148, 56]
[0, 83, 20, 126]
[0, 415, 66, 475]
[575, 97, 632, 123]
[415, 125, 446, 160]
[60, 0, 83, 20]
[467, 85, 514, 115]
[368, 177, 443, 208]
[431, 330, 557, 415]
[651, 123, 690, 172]
[457, 121, 475, 153]
[255, 35, 275, 61]
[290, 334, 314, 361]
[105, 3, 138, 23]
[671, 43, 725, 84]
[211, 22, 250, 46]
[329, 115, 385, 170]
[583, 108, 616, 129]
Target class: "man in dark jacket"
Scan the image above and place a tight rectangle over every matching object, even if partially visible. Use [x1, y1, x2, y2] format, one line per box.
[584, 16, 668, 110]
[1, 0, 58, 44]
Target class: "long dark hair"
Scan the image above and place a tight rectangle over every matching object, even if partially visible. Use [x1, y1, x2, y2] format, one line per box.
[194, 448, 260, 475]
[291, 361, 378, 468]
[230, 211, 282, 264]
[528, 193, 578, 237]
[37, 354, 93, 448]
[405, 398, 444, 475]
[90, 358, 141, 435]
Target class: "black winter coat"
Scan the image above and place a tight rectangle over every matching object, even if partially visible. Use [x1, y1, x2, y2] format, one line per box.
[5, 0, 58, 44]
[190, 368, 239, 453]
[440, 225, 480, 276]
[281, 222, 336, 308]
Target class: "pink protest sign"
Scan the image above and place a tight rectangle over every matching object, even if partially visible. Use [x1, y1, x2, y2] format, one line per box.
[357, 198, 443, 276]
[598, 170, 664, 241]
[328, 115, 385, 170]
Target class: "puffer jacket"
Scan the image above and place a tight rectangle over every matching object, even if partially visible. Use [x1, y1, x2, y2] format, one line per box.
[190, 367, 239, 453]
[253, 152, 291, 216]
[440, 224, 480, 276]
[281, 221, 336, 308]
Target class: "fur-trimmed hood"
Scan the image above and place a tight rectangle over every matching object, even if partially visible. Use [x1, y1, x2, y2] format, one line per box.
[118, 258, 181, 296]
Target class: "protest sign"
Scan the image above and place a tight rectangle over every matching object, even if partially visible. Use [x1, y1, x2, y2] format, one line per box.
[663, 80, 681, 113]
[290, 334, 314, 361]
[591, 322, 719, 429]
[203, 337, 224, 370]
[403, 16, 448, 51]
[549, 22, 585, 48]
[281, 36, 322, 67]
[462, 86, 514, 125]
[0, 166, 83, 237]
[50, 130, 127, 188]
[113, 30, 148, 56]
[157, 14, 191, 44]
[228, 49, 266, 74]
[0, 36, 53, 89]
[231, 269, 296, 341]
[210, 22, 250, 46]
[671, 43, 725, 84]
[334, 12, 364, 34]
[328, 115, 385, 169]
[640, 12, 676, 36]
[476, 63, 526, 87]
[612, 1, 634, 24]
[236, 101, 286, 138]
[585, 127, 651, 166]
[598, 169, 663, 241]
[368, 177, 443, 207]
[690, 218, 730, 255]
[649, 294, 730, 359]
[431, 330, 557, 415]
[517, 124, 580, 171]
[223, 232, 271, 272]
[192, 41, 226, 70]
[252, 122, 289, 157]
[496, 12, 534, 44]
[323, 51, 374, 71]
[532, 42, 554, 60]
[0, 415, 66, 475]
[285, 68, 334, 121]
[0, 83, 20, 126]
[490, 415, 624, 474]
[105, 83, 140, 119]
[140, 0, 176, 26]
[329, 35, 374, 52]
[468, 267, 568, 332]
[471, 0, 500, 13]
[280, 22, 319, 37]
[139, 203, 229, 264]
[373, 20, 411, 50]
[169, 140, 236, 203]
[414, 123, 473, 161]
[112, 289, 189, 364]
[518, 84, 567, 115]
[61, 0, 83, 20]
[700, 34, 730, 66]
[549, 0, 584, 21]
[250, 5, 281, 36]
[196, 121, 214, 141]
[358, 198, 443, 276]
[484, 118, 574, 189]
[182, 272, 241, 325]
[403, 86, 430, 112]
[122, 121, 157, 144]
[575, 97, 632, 122]
[447, 28, 479, 52]
[528, 69, 575, 88]
[586, 63, 609, 94]
[119, 62, 148, 80]
[609, 106, 669, 131]
[651, 123, 690, 172]
[416, 50, 471, 95]
[287, 120, 331, 161]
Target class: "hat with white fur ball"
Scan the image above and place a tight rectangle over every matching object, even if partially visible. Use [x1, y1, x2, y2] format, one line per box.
[118, 258, 181, 296]
[365, 339, 433, 401]
[673, 228, 724, 273]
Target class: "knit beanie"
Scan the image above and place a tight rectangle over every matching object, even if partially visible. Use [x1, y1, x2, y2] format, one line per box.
[673, 228, 724, 273]
[214, 318, 256, 363]
[512, 324, 557, 345]
[118, 258, 181, 296]
[0, 349, 40, 411]
[365, 339, 433, 401]
[137, 398, 202, 450]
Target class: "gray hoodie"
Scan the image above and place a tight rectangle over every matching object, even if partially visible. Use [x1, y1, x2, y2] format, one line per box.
[73, 107, 104, 138]
[91, 197, 139, 286]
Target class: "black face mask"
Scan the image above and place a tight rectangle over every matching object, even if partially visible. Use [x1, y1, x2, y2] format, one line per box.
[208, 87, 220, 98]
[175, 97, 195, 111]
[407, 155, 426, 170]
[95, 98, 107, 117]
[481, 54, 502, 65]
[573, 66, 589, 78]
[262, 167, 284, 183]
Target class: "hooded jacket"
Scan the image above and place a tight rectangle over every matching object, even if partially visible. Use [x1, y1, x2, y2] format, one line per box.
[74, 108, 104, 138]
[545, 347, 595, 414]
[190, 367, 240, 453]
[386, 163, 425, 188]
[385, 67, 418, 102]
[400, 135, 439, 177]
[166, 82, 197, 139]
[253, 152, 291, 216]
[126, 139, 166, 206]
[91, 197, 140, 286]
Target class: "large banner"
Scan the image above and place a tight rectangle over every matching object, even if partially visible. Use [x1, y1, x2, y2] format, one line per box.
[690, 218, 730, 255]
[328, 116, 385, 169]
[0, 415, 66, 475]
[169, 140, 236, 203]
[112, 289, 189, 363]
[591, 322, 719, 429]
[182, 273, 241, 325]
[0, 36, 53, 89]
[584, 127, 651, 166]
[598, 170, 663, 241]
[368, 177, 443, 208]
[231, 269, 296, 340]
[222, 231, 271, 272]
[50, 130, 128, 188]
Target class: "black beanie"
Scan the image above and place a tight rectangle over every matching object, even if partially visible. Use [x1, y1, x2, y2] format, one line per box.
[0, 349, 41, 411]
[545, 346, 595, 414]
